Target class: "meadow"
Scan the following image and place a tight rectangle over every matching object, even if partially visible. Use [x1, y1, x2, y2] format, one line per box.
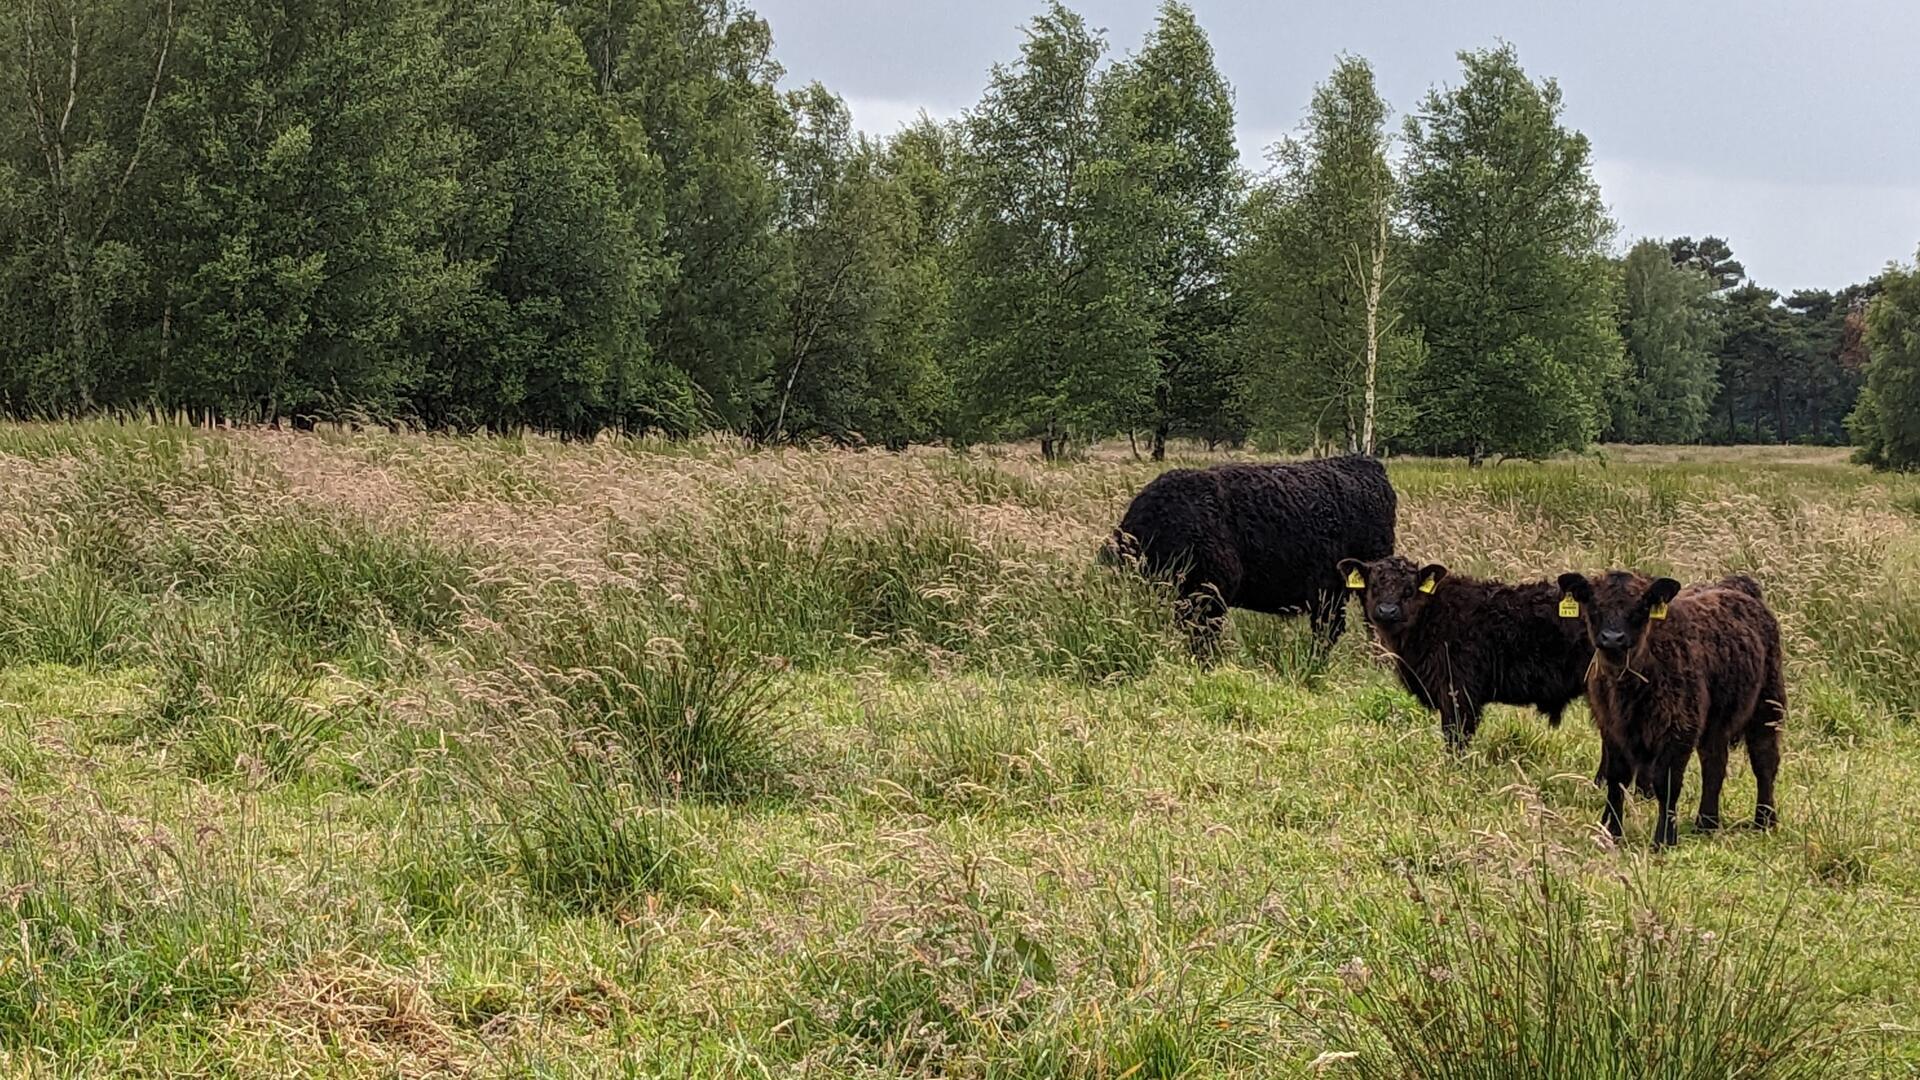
[0, 423, 1916, 1077]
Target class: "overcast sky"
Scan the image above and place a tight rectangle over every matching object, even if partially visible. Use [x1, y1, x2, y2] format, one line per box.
[750, 0, 1919, 293]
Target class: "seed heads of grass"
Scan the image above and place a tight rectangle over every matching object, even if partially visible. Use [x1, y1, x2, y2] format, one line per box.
[1313, 865, 1844, 1079]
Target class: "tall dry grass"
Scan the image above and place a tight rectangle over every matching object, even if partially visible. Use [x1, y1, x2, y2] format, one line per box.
[0, 423, 1913, 1073]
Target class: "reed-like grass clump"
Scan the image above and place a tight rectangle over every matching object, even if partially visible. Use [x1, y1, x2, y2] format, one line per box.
[1318, 867, 1840, 1079]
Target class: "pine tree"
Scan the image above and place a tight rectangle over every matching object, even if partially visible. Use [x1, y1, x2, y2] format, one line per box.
[1667, 236, 1746, 292]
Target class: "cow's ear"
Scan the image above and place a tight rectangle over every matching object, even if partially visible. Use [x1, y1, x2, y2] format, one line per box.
[1338, 559, 1367, 590]
[1556, 573, 1593, 601]
[1417, 564, 1448, 594]
[1646, 577, 1682, 611]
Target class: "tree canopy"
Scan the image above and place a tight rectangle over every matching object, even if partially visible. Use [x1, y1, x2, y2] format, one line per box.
[0, 1, 1901, 460]
[1398, 45, 1620, 463]
[1849, 252, 1920, 469]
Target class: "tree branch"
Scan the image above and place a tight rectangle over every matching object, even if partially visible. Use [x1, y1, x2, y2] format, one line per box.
[93, 0, 174, 246]
[58, 7, 77, 141]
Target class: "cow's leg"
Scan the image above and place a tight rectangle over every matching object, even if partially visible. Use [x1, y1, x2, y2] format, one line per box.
[1747, 683, 1783, 830]
[1308, 587, 1348, 652]
[1600, 738, 1633, 839]
[1649, 746, 1691, 848]
[1179, 585, 1229, 666]
[1438, 693, 1483, 753]
[1694, 732, 1729, 833]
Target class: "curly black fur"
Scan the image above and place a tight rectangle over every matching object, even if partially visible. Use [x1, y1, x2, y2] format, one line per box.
[1108, 455, 1396, 655]
[1337, 556, 1593, 751]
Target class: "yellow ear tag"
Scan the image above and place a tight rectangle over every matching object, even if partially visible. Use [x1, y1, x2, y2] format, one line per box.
[1649, 601, 1669, 621]
[1419, 577, 1437, 595]
[1558, 596, 1581, 618]
[1345, 569, 1364, 590]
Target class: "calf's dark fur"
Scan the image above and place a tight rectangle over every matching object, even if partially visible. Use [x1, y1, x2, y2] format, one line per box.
[1556, 570, 1784, 848]
[1337, 556, 1594, 751]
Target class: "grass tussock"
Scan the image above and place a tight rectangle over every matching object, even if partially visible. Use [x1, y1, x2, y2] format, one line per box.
[894, 692, 1107, 812]
[0, 561, 141, 669]
[139, 606, 338, 782]
[464, 592, 788, 799]
[0, 798, 260, 1057]
[465, 734, 704, 916]
[1317, 868, 1843, 1079]
[232, 516, 479, 664]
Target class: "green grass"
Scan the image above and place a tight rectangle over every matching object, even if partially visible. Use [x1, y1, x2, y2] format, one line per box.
[0, 425, 1915, 1075]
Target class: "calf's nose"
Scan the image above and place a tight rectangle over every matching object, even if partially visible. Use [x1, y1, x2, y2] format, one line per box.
[1374, 603, 1401, 622]
[1598, 629, 1629, 650]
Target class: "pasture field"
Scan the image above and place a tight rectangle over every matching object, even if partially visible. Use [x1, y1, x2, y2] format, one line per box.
[0, 424, 1917, 1077]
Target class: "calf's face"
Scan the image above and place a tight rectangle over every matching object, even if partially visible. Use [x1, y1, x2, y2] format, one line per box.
[1338, 556, 1448, 631]
[1555, 571, 1680, 670]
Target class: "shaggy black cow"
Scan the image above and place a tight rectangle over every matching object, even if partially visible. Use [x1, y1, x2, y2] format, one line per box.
[1335, 556, 1594, 752]
[1556, 571, 1784, 848]
[1107, 455, 1396, 656]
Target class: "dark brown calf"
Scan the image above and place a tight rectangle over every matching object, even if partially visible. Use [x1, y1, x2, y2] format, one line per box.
[1555, 571, 1784, 848]
[1337, 556, 1593, 751]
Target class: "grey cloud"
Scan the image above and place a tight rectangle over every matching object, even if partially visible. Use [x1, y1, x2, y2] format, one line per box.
[754, 0, 1920, 290]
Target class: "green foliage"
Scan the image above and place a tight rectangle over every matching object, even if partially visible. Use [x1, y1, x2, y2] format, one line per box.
[951, 2, 1160, 456]
[152, 0, 470, 423]
[1712, 270, 1869, 447]
[766, 90, 954, 447]
[1102, 2, 1246, 456]
[0, 561, 142, 669]
[0, 3, 1883, 454]
[140, 606, 337, 782]
[1400, 45, 1621, 462]
[1611, 239, 1722, 443]
[1850, 253, 1920, 469]
[424, 0, 679, 436]
[1668, 235, 1747, 292]
[472, 592, 788, 798]
[1238, 56, 1415, 453]
[573, 0, 791, 433]
[465, 725, 701, 914]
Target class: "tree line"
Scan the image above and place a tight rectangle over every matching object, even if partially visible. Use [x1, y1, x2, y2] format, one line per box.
[1, 0, 1913, 464]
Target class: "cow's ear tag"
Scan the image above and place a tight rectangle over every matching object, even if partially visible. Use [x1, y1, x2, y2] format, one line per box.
[1558, 596, 1581, 618]
[1649, 601, 1669, 621]
[1345, 569, 1364, 590]
[1418, 576, 1437, 595]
